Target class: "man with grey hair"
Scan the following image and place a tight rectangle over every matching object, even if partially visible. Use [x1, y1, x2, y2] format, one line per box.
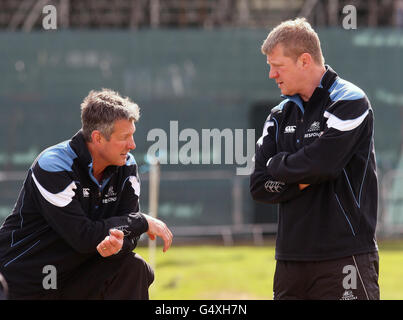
[250, 18, 379, 299]
[0, 88, 173, 299]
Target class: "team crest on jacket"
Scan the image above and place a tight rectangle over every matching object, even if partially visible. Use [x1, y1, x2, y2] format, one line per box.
[103, 186, 117, 204]
[340, 290, 358, 300]
[304, 121, 322, 138]
[307, 121, 320, 132]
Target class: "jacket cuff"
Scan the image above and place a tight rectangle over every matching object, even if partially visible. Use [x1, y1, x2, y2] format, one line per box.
[124, 212, 149, 238]
[266, 152, 288, 179]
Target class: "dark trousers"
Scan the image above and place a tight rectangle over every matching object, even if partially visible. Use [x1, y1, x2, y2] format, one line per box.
[9, 252, 154, 300]
[273, 252, 379, 300]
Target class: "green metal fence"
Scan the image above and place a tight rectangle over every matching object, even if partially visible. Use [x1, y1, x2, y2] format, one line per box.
[0, 28, 402, 236]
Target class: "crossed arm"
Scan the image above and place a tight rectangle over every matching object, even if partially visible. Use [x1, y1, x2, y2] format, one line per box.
[251, 104, 370, 203]
[250, 115, 306, 204]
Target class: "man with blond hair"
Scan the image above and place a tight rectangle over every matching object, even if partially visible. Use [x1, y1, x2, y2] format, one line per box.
[250, 18, 379, 300]
[0, 89, 173, 299]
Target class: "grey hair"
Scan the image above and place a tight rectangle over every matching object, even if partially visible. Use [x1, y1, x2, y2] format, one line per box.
[80, 88, 140, 141]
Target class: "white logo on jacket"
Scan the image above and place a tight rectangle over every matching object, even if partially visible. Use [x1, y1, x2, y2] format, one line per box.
[106, 186, 116, 197]
[307, 121, 320, 132]
[284, 126, 296, 134]
[265, 180, 285, 193]
[82, 188, 90, 198]
[340, 290, 358, 300]
[102, 186, 117, 204]
[304, 121, 322, 138]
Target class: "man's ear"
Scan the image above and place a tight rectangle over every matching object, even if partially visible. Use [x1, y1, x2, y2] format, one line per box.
[91, 130, 103, 145]
[298, 52, 313, 69]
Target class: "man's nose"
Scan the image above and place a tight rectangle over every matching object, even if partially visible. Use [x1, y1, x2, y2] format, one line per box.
[269, 68, 278, 79]
[128, 137, 136, 150]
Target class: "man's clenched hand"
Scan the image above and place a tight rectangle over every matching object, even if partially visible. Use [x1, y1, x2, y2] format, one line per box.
[96, 229, 124, 257]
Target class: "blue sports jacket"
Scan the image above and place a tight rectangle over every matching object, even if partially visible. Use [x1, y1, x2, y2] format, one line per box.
[250, 66, 378, 261]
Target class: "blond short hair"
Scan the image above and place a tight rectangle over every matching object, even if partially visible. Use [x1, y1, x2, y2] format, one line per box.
[80, 88, 140, 141]
[261, 18, 324, 65]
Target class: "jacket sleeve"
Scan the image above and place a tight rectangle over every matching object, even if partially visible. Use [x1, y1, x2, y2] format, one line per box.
[112, 166, 145, 256]
[250, 110, 302, 204]
[29, 163, 148, 254]
[266, 99, 372, 184]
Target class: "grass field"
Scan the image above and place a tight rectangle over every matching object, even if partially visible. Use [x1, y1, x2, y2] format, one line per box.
[135, 239, 403, 300]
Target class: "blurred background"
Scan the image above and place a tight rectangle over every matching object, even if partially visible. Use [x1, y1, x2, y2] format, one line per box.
[0, 0, 403, 299]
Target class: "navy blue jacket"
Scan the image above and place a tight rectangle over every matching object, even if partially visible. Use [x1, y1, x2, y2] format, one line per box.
[0, 131, 148, 296]
[250, 66, 378, 261]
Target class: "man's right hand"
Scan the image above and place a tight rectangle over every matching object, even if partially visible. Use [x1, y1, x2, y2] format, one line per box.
[299, 184, 310, 190]
[96, 228, 124, 257]
[142, 214, 173, 252]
